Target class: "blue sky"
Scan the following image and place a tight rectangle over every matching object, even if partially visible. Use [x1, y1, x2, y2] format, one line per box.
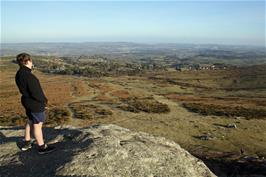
[1, 1, 265, 46]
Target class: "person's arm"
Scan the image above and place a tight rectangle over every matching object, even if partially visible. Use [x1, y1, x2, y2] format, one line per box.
[27, 74, 48, 104]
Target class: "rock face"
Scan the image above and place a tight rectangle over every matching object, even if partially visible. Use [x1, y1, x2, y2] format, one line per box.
[0, 124, 216, 177]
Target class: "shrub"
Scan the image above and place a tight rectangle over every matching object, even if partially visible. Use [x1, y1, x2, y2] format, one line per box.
[118, 96, 170, 113]
[69, 103, 113, 119]
[46, 107, 71, 125]
[183, 102, 266, 119]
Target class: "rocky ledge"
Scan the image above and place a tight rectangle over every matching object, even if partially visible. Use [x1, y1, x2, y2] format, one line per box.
[0, 124, 216, 177]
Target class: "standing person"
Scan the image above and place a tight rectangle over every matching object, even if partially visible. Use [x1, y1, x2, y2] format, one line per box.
[15, 53, 55, 154]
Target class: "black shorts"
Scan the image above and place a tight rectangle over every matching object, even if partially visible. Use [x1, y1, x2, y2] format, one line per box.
[26, 109, 46, 124]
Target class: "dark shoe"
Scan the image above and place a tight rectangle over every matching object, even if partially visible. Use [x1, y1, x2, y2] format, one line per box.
[38, 144, 56, 155]
[21, 140, 32, 151]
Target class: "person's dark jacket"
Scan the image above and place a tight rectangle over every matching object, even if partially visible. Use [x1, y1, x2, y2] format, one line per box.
[15, 65, 48, 112]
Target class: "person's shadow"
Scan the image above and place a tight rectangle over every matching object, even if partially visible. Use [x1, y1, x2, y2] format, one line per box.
[0, 126, 95, 177]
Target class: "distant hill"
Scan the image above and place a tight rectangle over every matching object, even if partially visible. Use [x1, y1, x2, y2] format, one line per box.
[1, 42, 265, 65]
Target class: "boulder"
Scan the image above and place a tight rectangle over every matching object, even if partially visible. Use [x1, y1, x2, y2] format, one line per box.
[0, 124, 216, 177]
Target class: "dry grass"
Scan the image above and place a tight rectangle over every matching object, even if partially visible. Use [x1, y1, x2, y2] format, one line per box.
[110, 90, 130, 99]
[1, 57, 266, 176]
[88, 81, 114, 94]
[70, 80, 88, 97]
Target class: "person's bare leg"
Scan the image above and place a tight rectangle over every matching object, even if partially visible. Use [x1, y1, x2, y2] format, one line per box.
[33, 122, 44, 146]
[25, 120, 32, 141]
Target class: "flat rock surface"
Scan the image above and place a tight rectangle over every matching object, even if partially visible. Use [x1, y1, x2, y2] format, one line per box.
[0, 124, 216, 177]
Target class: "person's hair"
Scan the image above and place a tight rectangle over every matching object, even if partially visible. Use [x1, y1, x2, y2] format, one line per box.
[16, 53, 31, 66]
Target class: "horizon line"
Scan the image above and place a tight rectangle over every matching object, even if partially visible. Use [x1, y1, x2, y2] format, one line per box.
[1, 41, 265, 48]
